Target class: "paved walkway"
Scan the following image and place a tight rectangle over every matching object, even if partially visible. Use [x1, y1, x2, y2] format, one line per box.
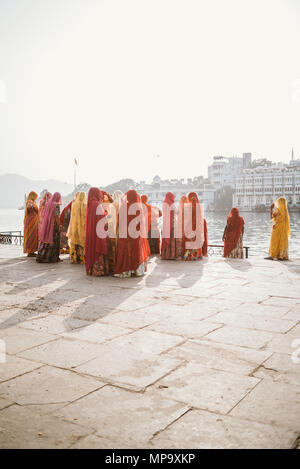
[0, 246, 299, 449]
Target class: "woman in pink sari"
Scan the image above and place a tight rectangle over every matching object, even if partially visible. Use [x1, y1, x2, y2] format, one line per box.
[36, 192, 62, 263]
[38, 191, 52, 248]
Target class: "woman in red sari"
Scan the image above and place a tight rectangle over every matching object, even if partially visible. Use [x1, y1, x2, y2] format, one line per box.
[23, 191, 39, 257]
[183, 192, 204, 261]
[176, 195, 187, 259]
[141, 194, 162, 255]
[85, 188, 109, 276]
[114, 190, 150, 277]
[223, 208, 245, 258]
[60, 199, 73, 254]
[202, 219, 208, 257]
[161, 192, 181, 260]
[38, 191, 52, 248]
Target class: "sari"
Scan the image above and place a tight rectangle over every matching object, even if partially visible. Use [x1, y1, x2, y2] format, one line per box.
[36, 192, 62, 263]
[85, 188, 109, 276]
[161, 192, 181, 260]
[176, 195, 187, 259]
[269, 197, 290, 260]
[114, 190, 150, 277]
[60, 200, 73, 253]
[67, 192, 87, 264]
[23, 191, 39, 256]
[141, 194, 162, 254]
[183, 192, 204, 261]
[107, 190, 123, 273]
[223, 208, 245, 258]
[202, 219, 208, 257]
[38, 192, 52, 248]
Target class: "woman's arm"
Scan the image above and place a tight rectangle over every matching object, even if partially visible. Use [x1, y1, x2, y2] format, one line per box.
[222, 225, 227, 242]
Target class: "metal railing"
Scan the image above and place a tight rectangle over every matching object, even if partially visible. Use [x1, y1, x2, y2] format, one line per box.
[0, 231, 24, 246]
[0, 233, 249, 258]
[208, 244, 249, 259]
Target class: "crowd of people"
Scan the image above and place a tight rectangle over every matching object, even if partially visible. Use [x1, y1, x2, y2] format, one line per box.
[23, 189, 291, 277]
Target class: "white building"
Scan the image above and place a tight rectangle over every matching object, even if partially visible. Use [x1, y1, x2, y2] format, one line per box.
[208, 153, 252, 189]
[137, 176, 203, 205]
[233, 159, 300, 211]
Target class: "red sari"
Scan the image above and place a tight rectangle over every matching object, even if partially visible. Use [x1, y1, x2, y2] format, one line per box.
[85, 188, 109, 276]
[223, 208, 245, 258]
[183, 192, 204, 261]
[141, 194, 161, 254]
[161, 192, 180, 260]
[202, 219, 208, 257]
[114, 190, 150, 276]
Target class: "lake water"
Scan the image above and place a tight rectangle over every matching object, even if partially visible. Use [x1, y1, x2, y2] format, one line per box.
[0, 208, 299, 258]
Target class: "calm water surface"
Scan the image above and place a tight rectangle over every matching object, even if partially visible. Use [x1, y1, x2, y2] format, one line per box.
[1, 208, 299, 258]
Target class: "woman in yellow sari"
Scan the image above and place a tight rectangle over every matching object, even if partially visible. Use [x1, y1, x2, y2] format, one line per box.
[266, 197, 290, 261]
[67, 192, 87, 264]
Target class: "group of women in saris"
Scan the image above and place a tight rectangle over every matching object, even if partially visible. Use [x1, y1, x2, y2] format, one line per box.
[24, 188, 291, 272]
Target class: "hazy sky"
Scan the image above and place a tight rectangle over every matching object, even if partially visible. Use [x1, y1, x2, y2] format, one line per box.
[0, 0, 300, 186]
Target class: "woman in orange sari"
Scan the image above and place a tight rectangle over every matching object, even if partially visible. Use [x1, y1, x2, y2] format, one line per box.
[183, 192, 204, 261]
[23, 191, 39, 257]
[114, 190, 150, 277]
[85, 188, 109, 276]
[223, 208, 245, 258]
[141, 194, 162, 254]
[266, 197, 290, 260]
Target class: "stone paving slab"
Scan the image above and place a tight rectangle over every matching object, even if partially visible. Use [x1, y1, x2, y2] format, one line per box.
[54, 385, 189, 446]
[0, 355, 42, 383]
[164, 339, 272, 376]
[0, 366, 104, 415]
[149, 409, 299, 449]
[0, 405, 91, 449]
[0, 249, 299, 448]
[154, 362, 260, 414]
[17, 338, 109, 369]
[230, 380, 300, 429]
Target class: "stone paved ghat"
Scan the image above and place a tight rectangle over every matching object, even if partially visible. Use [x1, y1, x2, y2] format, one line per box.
[0, 246, 299, 449]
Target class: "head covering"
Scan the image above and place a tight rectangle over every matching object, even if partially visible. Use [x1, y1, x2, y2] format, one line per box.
[39, 192, 62, 244]
[85, 187, 108, 273]
[68, 192, 87, 248]
[59, 201, 73, 227]
[161, 192, 176, 252]
[164, 192, 176, 206]
[109, 190, 124, 238]
[39, 192, 52, 210]
[24, 191, 38, 219]
[223, 207, 245, 257]
[114, 190, 150, 274]
[275, 197, 290, 236]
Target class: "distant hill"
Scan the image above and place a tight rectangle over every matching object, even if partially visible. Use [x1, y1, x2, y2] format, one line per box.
[0, 173, 74, 208]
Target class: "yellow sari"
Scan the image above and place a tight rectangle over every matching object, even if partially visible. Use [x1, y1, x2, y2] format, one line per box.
[269, 197, 290, 260]
[67, 192, 87, 264]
